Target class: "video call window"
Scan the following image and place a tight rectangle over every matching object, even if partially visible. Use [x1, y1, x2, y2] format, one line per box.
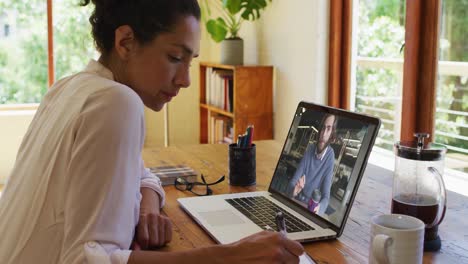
[270, 107, 369, 227]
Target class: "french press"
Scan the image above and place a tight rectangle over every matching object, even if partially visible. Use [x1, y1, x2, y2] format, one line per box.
[392, 133, 447, 251]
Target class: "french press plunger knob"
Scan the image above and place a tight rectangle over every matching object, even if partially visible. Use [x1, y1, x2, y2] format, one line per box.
[414, 133, 430, 151]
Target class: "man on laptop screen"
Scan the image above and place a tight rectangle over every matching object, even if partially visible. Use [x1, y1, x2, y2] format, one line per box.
[271, 106, 371, 228]
[178, 101, 380, 245]
[287, 113, 337, 214]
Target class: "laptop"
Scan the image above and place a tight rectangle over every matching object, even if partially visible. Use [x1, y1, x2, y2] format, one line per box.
[178, 101, 381, 244]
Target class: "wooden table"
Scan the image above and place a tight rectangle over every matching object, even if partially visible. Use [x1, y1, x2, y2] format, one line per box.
[143, 140, 468, 263]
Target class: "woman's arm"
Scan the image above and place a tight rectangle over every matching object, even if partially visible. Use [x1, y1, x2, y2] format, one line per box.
[61, 87, 145, 263]
[128, 231, 304, 264]
[140, 187, 161, 215]
[140, 163, 166, 208]
[132, 187, 172, 250]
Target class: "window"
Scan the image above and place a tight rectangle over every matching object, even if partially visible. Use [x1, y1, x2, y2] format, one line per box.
[435, 0, 468, 172]
[351, 0, 406, 150]
[0, 0, 94, 105]
[330, 0, 468, 173]
[4, 24, 10, 37]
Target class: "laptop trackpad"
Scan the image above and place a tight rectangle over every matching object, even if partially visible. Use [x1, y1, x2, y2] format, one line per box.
[199, 210, 245, 226]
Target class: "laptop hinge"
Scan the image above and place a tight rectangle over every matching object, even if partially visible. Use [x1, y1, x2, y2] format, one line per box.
[270, 192, 337, 231]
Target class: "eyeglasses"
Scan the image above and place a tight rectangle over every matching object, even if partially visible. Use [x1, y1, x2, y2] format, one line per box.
[174, 174, 225, 196]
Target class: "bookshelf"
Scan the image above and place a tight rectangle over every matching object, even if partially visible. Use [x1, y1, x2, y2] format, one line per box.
[199, 62, 274, 144]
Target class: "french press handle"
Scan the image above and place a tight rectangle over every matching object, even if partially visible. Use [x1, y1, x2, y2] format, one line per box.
[427, 167, 447, 228]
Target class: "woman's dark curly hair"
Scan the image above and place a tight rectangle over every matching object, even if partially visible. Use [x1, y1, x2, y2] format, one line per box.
[80, 0, 200, 54]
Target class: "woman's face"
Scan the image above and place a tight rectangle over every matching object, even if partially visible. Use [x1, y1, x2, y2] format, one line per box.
[123, 15, 201, 111]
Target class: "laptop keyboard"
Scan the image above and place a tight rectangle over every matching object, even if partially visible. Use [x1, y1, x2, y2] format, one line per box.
[225, 196, 315, 233]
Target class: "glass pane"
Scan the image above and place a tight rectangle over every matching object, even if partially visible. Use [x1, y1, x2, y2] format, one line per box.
[53, 1, 95, 81]
[352, 0, 406, 151]
[0, 1, 47, 104]
[436, 0, 468, 173]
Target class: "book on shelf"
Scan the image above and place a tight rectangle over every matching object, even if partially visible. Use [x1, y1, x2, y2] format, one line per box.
[205, 67, 233, 112]
[208, 114, 233, 144]
[149, 165, 197, 186]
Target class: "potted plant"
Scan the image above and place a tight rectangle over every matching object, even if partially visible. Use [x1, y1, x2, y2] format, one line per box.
[201, 0, 272, 65]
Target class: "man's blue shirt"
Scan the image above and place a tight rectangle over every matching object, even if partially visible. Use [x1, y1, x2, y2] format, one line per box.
[287, 144, 335, 214]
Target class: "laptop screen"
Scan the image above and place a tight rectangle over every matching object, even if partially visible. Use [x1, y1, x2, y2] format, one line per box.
[269, 102, 380, 229]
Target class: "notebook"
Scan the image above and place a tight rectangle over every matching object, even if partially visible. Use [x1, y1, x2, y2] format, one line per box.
[178, 101, 381, 245]
[149, 165, 197, 186]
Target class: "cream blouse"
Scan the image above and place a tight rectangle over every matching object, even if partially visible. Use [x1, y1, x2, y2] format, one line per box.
[0, 60, 165, 264]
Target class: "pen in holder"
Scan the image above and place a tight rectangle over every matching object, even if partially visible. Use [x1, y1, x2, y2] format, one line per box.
[228, 143, 256, 186]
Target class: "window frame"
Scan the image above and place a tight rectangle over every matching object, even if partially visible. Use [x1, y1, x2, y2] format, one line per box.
[400, 0, 441, 142]
[328, 0, 442, 143]
[47, 0, 54, 87]
[328, 0, 353, 110]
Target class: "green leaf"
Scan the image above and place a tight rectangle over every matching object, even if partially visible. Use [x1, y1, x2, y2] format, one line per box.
[223, 0, 242, 15]
[240, 0, 270, 21]
[206, 18, 229, 42]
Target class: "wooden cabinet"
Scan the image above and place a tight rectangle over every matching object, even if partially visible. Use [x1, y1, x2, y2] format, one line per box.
[199, 62, 274, 144]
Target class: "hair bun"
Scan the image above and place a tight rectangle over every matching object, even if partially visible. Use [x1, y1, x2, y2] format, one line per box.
[82, 0, 200, 53]
[80, 0, 108, 7]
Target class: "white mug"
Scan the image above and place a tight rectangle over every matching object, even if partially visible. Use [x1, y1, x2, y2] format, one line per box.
[369, 214, 425, 264]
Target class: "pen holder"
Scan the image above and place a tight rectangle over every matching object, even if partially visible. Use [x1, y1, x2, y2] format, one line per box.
[228, 143, 256, 186]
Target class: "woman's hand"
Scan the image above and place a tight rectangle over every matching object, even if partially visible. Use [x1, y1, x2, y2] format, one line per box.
[133, 212, 172, 250]
[224, 231, 304, 264]
[132, 188, 172, 250]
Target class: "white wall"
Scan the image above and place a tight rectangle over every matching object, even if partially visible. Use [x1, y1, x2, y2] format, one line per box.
[244, 0, 330, 140]
[0, 110, 35, 182]
[153, 0, 330, 145]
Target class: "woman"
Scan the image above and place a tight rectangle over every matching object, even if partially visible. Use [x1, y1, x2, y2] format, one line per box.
[0, 0, 303, 263]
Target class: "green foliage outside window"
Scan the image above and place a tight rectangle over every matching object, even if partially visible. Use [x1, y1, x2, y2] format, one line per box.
[435, 0, 468, 153]
[357, 0, 468, 157]
[356, 0, 405, 149]
[0, 0, 94, 104]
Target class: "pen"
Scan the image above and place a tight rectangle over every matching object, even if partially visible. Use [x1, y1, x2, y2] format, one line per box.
[275, 211, 287, 237]
[242, 132, 248, 148]
[276, 211, 317, 264]
[276, 212, 317, 264]
[248, 125, 254, 147]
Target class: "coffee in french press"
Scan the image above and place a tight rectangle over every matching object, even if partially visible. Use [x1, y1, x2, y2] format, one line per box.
[392, 133, 447, 252]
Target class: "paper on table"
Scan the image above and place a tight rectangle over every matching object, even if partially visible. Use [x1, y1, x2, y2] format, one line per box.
[300, 253, 317, 264]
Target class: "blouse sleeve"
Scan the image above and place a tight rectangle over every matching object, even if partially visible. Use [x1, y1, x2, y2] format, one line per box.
[60, 87, 144, 264]
[140, 160, 166, 208]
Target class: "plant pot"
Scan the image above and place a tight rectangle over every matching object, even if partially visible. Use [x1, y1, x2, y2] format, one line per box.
[220, 38, 243, 65]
